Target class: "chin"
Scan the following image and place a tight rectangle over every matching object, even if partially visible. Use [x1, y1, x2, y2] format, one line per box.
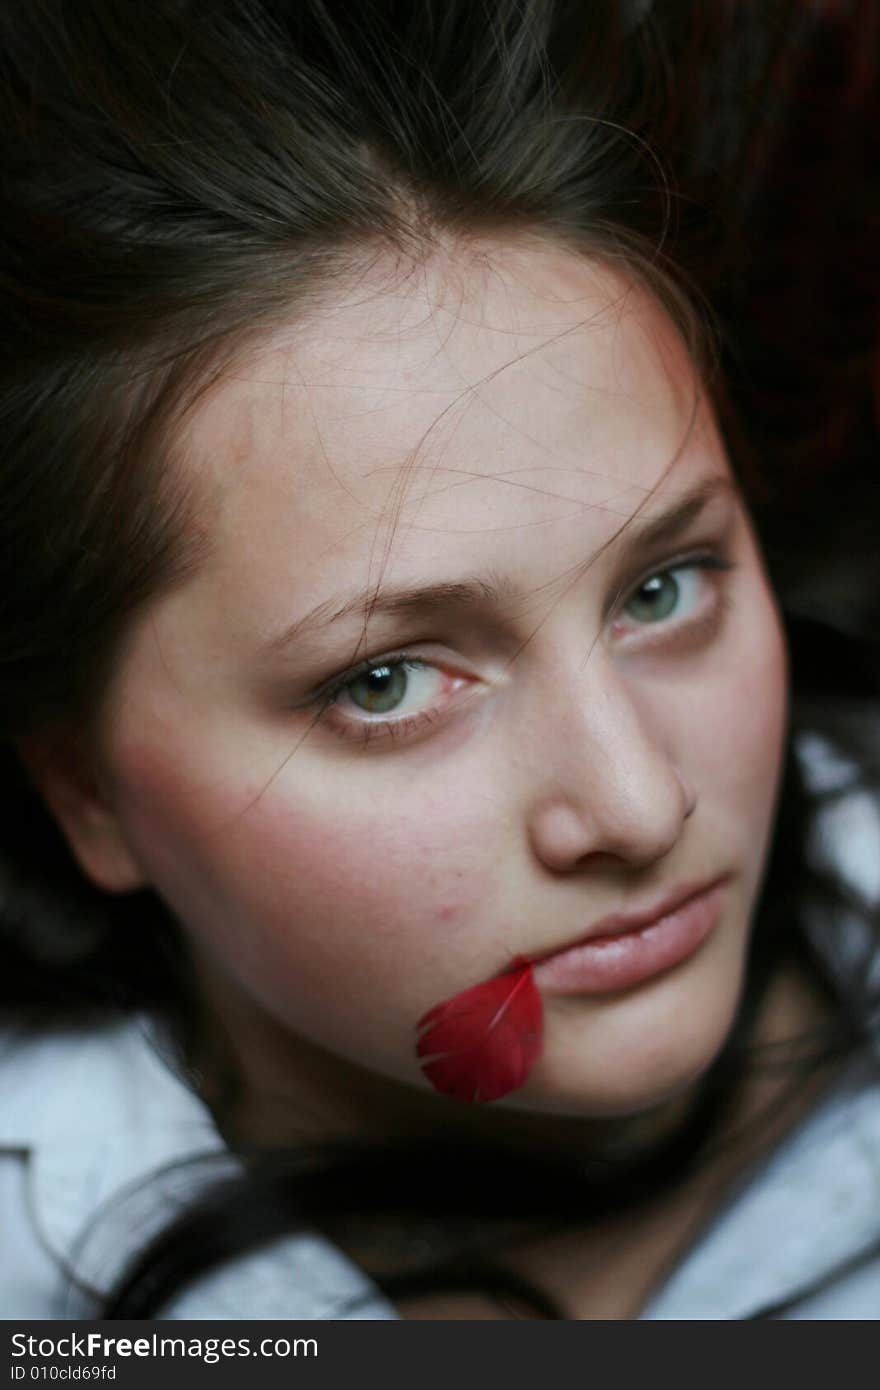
[502, 954, 748, 1120]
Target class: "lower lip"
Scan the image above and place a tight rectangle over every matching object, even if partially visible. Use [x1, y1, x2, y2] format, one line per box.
[531, 881, 728, 996]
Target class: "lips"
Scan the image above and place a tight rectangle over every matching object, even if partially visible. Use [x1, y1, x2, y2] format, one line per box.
[529, 876, 730, 996]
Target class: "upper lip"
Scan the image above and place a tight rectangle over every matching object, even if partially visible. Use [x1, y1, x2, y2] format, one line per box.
[528, 875, 729, 965]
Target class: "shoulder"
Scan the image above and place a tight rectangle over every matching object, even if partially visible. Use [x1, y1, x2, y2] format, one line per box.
[0, 1014, 398, 1320]
[794, 721, 880, 1043]
[642, 1047, 880, 1319]
[0, 1013, 222, 1318]
[795, 723, 880, 904]
[0, 1012, 215, 1145]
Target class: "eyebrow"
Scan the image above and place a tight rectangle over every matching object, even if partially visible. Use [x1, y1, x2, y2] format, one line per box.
[262, 474, 736, 655]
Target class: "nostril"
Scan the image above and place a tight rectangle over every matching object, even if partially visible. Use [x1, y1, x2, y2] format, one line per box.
[528, 799, 596, 873]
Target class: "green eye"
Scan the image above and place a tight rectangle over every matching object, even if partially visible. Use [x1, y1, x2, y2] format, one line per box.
[347, 663, 409, 713]
[625, 571, 682, 624]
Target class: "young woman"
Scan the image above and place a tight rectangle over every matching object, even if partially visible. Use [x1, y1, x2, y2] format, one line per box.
[1, 0, 878, 1319]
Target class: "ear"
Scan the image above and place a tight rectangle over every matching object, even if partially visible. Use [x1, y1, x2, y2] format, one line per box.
[17, 728, 147, 894]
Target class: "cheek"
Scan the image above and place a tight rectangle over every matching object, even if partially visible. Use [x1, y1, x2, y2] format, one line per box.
[109, 734, 499, 1068]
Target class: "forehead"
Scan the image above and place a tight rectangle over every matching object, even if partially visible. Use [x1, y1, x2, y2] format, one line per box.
[170, 238, 722, 644]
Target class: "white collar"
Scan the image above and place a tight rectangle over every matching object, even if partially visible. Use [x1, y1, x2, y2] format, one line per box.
[641, 1049, 880, 1318]
[0, 1014, 226, 1299]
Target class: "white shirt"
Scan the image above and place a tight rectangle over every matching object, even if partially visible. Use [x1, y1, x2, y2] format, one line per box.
[1, 1013, 879, 1319]
[0, 1016, 397, 1320]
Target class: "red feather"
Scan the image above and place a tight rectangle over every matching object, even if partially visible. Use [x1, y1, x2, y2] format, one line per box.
[416, 956, 543, 1103]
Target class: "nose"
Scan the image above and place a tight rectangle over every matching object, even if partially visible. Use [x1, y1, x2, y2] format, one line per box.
[525, 656, 696, 874]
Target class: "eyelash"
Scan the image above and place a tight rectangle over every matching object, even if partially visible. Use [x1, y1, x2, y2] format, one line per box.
[311, 550, 737, 747]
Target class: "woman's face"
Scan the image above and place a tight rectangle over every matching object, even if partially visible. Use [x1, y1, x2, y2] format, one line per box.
[83, 239, 789, 1123]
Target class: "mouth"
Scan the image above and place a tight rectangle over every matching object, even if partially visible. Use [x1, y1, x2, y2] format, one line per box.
[529, 876, 731, 996]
